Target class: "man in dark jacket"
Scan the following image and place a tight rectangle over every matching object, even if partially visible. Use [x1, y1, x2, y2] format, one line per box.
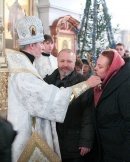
[44, 49, 94, 162]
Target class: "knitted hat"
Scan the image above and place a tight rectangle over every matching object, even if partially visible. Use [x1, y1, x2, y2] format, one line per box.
[14, 16, 44, 45]
[82, 58, 89, 65]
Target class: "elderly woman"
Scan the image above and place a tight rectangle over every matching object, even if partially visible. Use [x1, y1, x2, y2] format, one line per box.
[93, 49, 130, 162]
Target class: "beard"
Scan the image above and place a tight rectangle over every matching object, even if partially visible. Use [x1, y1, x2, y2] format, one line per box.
[59, 70, 72, 78]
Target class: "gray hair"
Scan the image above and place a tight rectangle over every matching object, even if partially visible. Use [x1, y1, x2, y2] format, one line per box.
[19, 44, 29, 51]
[58, 49, 76, 62]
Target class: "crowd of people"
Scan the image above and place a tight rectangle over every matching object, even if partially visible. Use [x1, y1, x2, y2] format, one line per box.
[1, 15, 130, 162]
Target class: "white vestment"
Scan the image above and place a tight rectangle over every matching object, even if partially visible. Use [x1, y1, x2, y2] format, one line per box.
[34, 54, 59, 155]
[34, 54, 58, 78]
[6, 49, 71, 162]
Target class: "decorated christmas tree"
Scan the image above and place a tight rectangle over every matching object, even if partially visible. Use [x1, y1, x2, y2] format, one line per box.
[78, 0, 117, 63]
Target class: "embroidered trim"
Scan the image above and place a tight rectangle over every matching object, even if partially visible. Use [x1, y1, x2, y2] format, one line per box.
[71, 81, 90, 98]
[0, 71, 8, 119]
[18, 131, 61, 162]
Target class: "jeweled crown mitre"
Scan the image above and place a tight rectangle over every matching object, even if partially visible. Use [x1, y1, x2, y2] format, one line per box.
[14, 16, 44, 45]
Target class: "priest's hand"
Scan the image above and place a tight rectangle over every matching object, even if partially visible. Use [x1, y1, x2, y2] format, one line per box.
[86, 75, 102, 88]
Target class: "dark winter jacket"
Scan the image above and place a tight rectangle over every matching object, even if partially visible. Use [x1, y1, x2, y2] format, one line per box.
[0, 118, 16, 162]
[44, 69, 94, 158]
[94, 58, 130, 162]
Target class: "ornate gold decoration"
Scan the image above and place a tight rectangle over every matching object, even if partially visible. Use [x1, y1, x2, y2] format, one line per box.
[0, 16, 4, 56]
[52, 15, 79, 32]
[0, 42, 3, 53]
[18, 131, 61, 162]
[0, 25, 4, 34]
[0, 71, 8, 119]
[70, 93, 75, 103]
[50, 15, 80, 56]
[0, 57, 8, 68]
[72, 81, 90, 98]
[0, 4, 8, 119]
[30, 25, 36, 36]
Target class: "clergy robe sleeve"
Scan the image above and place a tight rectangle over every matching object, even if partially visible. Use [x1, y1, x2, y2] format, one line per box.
[71, 81, 90, 98]
[10, 73, 90, 123]
[12, 72, 72, 123]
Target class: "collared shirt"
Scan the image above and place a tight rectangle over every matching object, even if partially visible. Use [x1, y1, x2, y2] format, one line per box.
[55, 72, 72, 88]
[42, 52, 50, 57]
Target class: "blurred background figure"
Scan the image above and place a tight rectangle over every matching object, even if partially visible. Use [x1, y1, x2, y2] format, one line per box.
[7, 0, 25, 38]
[125, 50, 130, 57]
[34, 34, 57, 78]
[115, 43, 126, 57]
[82, 58, 92, 79]
[7, 0, 25, 49]
[0, 118, 16, 162]
[75, 56, 83, 74]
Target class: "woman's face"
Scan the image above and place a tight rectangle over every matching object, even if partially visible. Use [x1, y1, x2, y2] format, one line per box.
[94, 55, 110, 80]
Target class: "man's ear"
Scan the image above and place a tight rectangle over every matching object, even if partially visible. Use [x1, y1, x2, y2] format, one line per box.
[29, 43, 35, 49]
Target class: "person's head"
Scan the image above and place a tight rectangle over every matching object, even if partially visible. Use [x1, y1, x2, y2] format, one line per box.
[15, 16, 44, 57]
[75, 57, 83, 74]
[57, 49, 76, 79]
[115, 43, 125, 57]
[94, 50, 114, 80]
[43, 34, 54, 54]
[82, 59, 91, 76]
[125, 50, 130, 57]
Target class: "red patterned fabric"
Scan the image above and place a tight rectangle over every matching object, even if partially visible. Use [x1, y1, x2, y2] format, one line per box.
[94, 50, 125, 107]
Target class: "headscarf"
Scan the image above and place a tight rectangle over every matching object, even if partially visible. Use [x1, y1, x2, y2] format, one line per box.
[94, 49, 125, 107]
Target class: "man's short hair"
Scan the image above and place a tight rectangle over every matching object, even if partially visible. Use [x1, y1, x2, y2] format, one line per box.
[125, 50, 129, 53]
[44, 34, 54, 43]
[58, 49, 76, 62]
[19, 44, 29, 50]
[116, 43, 125, 48]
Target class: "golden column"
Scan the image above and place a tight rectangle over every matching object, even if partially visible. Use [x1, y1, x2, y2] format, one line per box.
[0, 0, 8, 119]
